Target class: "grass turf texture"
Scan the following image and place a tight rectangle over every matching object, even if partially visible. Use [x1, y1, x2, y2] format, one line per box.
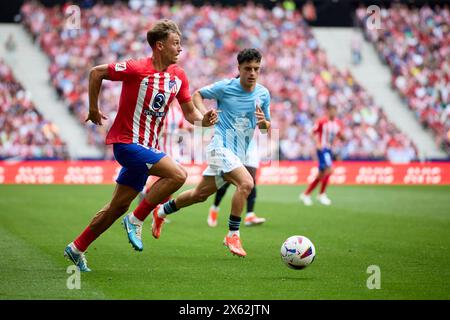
[0, 185, 449, 300]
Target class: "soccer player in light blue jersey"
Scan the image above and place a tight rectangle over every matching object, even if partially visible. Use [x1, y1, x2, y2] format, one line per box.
[153, 48, 271, 257]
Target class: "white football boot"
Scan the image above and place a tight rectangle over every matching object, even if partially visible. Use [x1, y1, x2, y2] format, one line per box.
[299, 193, 313, 206]
[317, 193, 332, 206]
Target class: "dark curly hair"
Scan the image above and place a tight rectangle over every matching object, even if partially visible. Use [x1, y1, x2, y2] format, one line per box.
[237, 48, 262, 65]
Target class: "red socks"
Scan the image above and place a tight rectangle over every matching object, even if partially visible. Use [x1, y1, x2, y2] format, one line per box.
[305, 177, 321, 195]
[73, 226, 98, 252]
[320, 173, 331, 194]
[133, 199, 158, 221]
[133, 195, 171, 221]
[305, 173, 332, 196]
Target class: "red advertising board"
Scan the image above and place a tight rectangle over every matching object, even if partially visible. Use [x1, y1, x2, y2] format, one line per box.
[0, 161, 449, 185]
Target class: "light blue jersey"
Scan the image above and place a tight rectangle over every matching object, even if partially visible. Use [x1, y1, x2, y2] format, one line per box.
[199, 78, 271, 160]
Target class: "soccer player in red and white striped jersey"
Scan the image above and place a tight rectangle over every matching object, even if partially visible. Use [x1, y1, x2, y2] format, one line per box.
[64, 20, 217, 272]
[300, 102, 344, 206]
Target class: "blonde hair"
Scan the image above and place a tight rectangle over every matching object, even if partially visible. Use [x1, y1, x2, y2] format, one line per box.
[147, 19, 181, 48]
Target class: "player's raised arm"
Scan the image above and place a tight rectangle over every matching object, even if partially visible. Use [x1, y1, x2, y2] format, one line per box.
[86, 64, 109, 125]
[192, 90, 209, 115]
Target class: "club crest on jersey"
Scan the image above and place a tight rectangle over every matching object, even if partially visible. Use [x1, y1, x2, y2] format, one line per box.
[115, 62, 126, 72]
[169, 80, 178, 93]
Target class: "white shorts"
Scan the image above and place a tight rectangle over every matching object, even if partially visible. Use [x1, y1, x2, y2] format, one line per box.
[203, 147, 244, 189]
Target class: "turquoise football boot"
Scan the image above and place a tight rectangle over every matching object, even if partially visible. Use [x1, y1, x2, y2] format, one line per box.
[122, 214, 143, 251]
[64, 244, 91, 272]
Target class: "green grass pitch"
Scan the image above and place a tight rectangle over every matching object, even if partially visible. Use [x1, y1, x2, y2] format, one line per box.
[1, 184, 449, 300]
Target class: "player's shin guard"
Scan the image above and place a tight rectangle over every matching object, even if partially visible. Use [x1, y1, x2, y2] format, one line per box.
[73, 226, 98, 252]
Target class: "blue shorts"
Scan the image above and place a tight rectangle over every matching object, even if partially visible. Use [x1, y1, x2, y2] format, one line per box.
[113, 143, 166, 192]
[317, 148, 333, 171]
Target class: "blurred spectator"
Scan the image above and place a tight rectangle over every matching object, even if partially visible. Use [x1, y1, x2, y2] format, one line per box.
[351, 30, 362, 65]
[302, 0, 317, 22]
[5, 34, 17, 52]
[19, 1, 418, 161]
[0, 59, 68, 160]
[358, 4, 450, 155]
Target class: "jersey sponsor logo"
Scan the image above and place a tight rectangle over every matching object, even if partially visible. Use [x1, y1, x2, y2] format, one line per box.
[115, 62, 126, 72]
[152, 93, 166, 110]
[143, 109, 166, 117]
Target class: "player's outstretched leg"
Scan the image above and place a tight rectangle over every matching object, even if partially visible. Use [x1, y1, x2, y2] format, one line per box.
[156, 176, 218, 238]
[222, 166, 254, 257]
[208, 183, 231, 227]
[123, 157, 187, 244]
[65, 184, 138, 271]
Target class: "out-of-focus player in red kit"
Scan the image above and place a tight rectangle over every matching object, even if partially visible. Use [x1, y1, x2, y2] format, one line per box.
[64, 19, 217, 272]
[300, 102, 344, 206]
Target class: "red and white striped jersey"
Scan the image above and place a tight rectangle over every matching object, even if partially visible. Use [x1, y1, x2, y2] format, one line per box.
[313, 117, 342, 149]
[105, 57, 191, 149]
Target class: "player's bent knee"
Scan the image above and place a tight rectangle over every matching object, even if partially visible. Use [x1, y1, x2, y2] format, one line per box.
[172, 166, 187, 186]
[192, 190, 210, 203]
[238, 180, 254, 196]
[194, 193, 208, 203]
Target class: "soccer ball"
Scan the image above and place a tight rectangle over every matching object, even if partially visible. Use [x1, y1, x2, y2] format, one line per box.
[280, 235, 316, 269]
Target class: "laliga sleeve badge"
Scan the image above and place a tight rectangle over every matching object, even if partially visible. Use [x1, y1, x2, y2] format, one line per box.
[115, 62, 127, 72]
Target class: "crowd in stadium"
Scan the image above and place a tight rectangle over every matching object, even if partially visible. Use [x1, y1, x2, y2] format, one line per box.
[0, 59, 68, 160]
[358, 4, 450, 154]
[19, 0, 419, 161]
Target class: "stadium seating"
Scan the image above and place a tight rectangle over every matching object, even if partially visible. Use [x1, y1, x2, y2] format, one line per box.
[357, 4, 450, 155]
[0, 59, 68, 160]
[20, 1, 418, 161]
